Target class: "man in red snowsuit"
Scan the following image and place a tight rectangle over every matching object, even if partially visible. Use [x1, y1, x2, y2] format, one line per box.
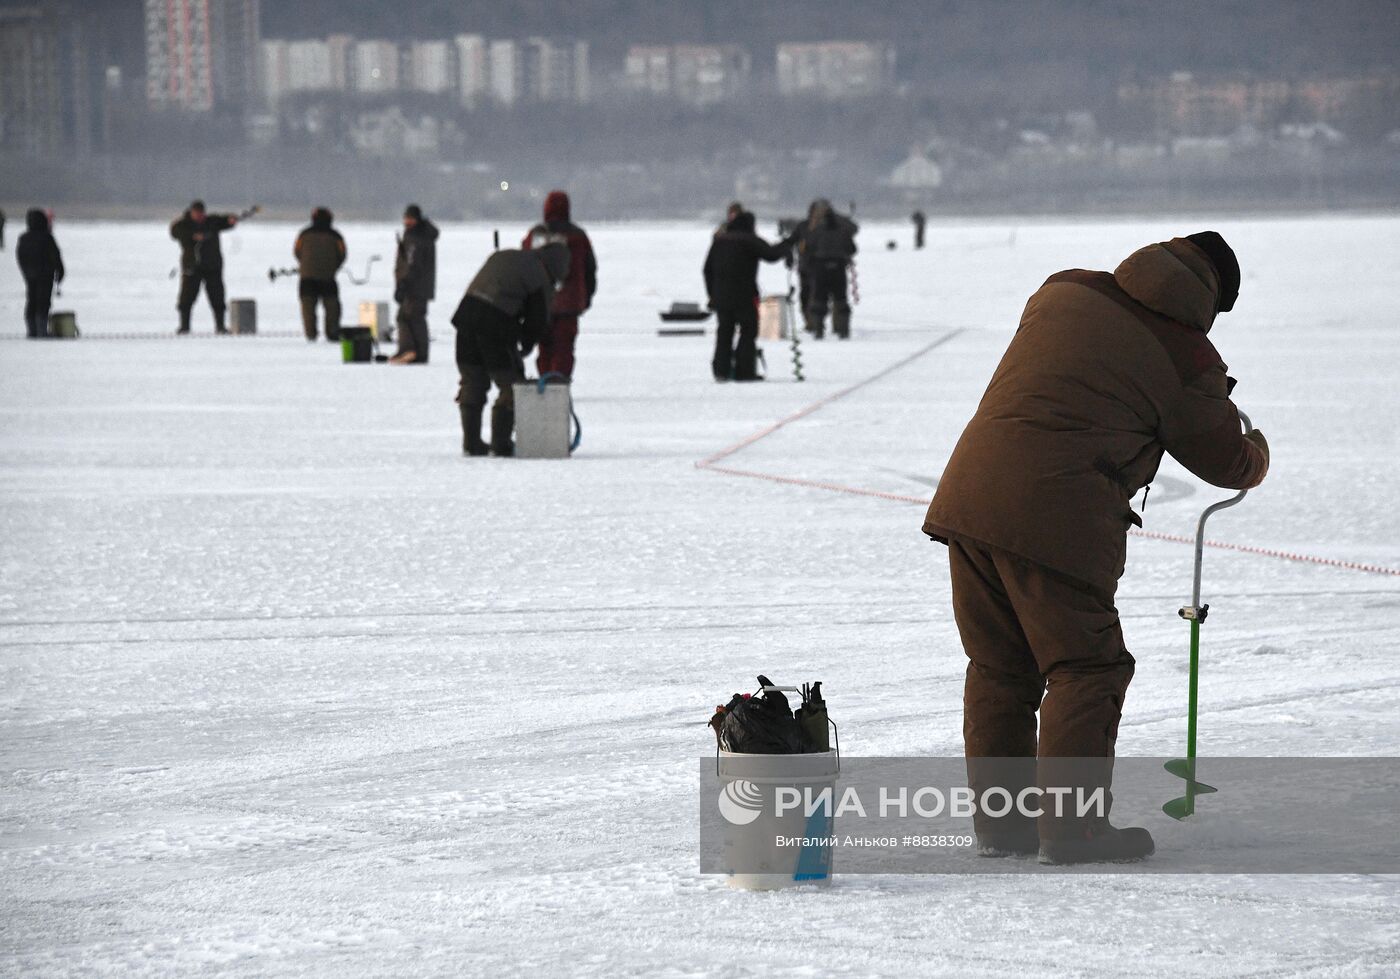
[521, 190, 596, 381]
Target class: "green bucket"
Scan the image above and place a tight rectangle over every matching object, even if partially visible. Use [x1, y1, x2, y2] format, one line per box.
[49, 311, 78, 338]
[340, 326, 373, 363]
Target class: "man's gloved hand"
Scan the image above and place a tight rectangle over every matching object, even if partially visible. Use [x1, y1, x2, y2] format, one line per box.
[393, 286, 404, 303]
[1244, 428, 1269, 463]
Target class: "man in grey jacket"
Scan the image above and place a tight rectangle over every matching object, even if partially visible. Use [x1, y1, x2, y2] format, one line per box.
[451, 243, 571, 456]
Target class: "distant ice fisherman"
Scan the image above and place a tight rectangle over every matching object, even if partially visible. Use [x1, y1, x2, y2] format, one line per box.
[520, 190, 597, 382]
[16, 208, 64, 339]
[294, 208, 347, 342]
[170, 200, 239, 335]
[389, 204, 439, 364]
[451, 242, 571, 457]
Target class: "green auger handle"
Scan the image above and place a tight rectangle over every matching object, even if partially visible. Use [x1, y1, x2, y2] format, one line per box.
[1163, 411, 1252, 820]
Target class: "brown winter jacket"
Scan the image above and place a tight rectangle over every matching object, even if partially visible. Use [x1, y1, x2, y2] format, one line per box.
[294, 212, 346, 282]
[923, 237, 1268, 595]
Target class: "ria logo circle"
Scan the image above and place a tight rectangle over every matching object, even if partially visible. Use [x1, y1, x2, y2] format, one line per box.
[717, 780, 764, 825]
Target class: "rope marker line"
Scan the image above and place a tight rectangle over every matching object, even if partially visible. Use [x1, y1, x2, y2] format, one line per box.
[695, 333, 1400, 579]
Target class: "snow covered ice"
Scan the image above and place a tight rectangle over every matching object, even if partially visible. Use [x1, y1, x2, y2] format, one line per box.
[3, 216, 1399, 976]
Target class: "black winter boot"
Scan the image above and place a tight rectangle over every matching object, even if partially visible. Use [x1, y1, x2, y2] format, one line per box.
[833, 307, 851, 339]
[1039, 822, 1155, 865]
[461, 405, 488, 456]
[490, 402, 514, 457]
[976, 827, 1040, 858]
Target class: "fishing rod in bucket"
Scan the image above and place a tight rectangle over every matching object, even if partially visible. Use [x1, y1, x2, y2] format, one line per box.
[1163, 409, 1254, 820]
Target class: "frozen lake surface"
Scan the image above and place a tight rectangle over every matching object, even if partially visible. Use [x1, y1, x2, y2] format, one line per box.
[3, 215, 1400, 976]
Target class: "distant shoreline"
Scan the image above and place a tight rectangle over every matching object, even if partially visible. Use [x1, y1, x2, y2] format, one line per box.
[9, 203, 1399, 224]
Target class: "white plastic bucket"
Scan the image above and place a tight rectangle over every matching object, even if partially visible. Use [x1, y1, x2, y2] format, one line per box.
[757, 295, 790, 341]
[716, 749, 839, 890]
[358, 301, 391, 341]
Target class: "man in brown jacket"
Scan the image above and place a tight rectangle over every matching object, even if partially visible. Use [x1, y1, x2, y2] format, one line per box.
[294, 207, 346, 341]
[923, 231, 1269, 864]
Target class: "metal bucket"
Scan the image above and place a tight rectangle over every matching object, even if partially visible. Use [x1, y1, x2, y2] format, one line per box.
[48, 311, 78, 338]
[512, 381, 573, 458]
[758, 295, 790, 341]
[229, 299, 256, 335]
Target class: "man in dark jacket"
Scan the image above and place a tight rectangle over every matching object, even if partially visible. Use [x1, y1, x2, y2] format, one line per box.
[799, 200, 858, 339]
[912, 210, 927, 250]
[170, 200, 238, 334]
[16, 209, 64, 338]
[390, 204, 439, 364]
[520, 190, 596, 381]
[702, 211, 792, 382]
[451, 243, 571, 456]
[923, 232, 1269, 864]
[294, 207, 346, 341]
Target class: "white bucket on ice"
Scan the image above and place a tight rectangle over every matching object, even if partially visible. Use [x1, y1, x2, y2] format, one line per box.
[716, 749, 838, 890]
[757, 295, 790, 341]
[358, 301, 391, 341]
[512, 381, 573, 459]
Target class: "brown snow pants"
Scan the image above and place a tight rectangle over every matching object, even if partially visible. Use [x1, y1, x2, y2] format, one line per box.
[947, 538, 1135, 840]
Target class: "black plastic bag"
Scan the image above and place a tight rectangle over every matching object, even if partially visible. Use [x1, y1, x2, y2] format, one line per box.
[715, 675, 805, 754]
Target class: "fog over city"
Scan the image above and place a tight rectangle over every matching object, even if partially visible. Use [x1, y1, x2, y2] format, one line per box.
[2, 0, 1398, 217]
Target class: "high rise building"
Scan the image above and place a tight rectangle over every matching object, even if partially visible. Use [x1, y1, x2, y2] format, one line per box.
[145, 0, 260, 111]
[288, 40, 333, 92]
[326, 34, 354, 91]
[352, 40, 399, 93]
[260, 37, 336, 105]
[454, 34, 488, 106]
[0, 1, 100, 155]
[775, 41, 895, 100]
[406, 40, 453, 94]
[522, 38, 588, 103]
[488, 39, 519, 105]
[624, 44, 749, 105]
[259, 38, 289, 105]
[624, 46, 672, 97]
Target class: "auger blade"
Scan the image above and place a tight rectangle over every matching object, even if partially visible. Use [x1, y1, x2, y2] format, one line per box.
[1163, 758, 1217, 792]
[1162, 757, 1217, 820]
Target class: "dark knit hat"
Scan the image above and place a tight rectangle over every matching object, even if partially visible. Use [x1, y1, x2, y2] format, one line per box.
[403, 203, 423, 220]
[1186, 231, 1239, 313]
[189, 199, 205, 212]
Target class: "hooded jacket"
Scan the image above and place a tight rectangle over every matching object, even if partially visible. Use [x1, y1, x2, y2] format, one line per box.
[16, 209, 64, 284]
[794, 201, 858, 272]
[521, 190, 596, 317]
[923, 237, 1268, 594]
[703, 212, 790, 310]
[455, 244, 571, 349]
[170, 209, 234, 274]
[295, 209, 347, 282]
[395, 218, 439, 301]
